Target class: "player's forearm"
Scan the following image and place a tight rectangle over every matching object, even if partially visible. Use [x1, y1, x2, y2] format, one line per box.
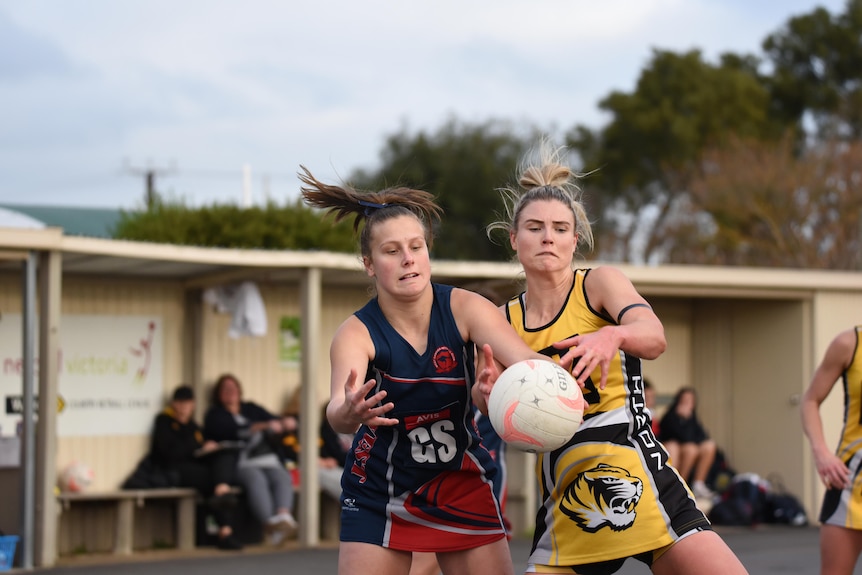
[800, 398, 832, 456]
[613, 320, 666, 360]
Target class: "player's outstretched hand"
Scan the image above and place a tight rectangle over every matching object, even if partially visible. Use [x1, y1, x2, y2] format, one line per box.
[343, 368, 398, 428]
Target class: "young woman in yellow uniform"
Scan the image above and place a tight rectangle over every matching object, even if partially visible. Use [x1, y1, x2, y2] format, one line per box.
[487, 140, 748, 575]
[801, 325, 862, 575]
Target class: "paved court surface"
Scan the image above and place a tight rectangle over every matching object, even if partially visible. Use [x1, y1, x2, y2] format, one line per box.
[25, 525, 862, 574]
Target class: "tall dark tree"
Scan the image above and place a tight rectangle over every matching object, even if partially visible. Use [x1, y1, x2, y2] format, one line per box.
[350, 119, 538, 261]
[567, 49, 778, 263]
[763, 0, 862, 139]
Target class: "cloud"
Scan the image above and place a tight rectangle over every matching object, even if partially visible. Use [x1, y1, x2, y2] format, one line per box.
[0, 0, 849, 208]
[0, 9, 78, 81]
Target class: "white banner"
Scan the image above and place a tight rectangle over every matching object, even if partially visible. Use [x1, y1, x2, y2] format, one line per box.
[0, 314, 163, 437]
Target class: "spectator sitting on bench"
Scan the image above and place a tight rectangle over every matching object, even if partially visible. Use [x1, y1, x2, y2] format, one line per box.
[658, 386, 718, 500]
[204, 373, 299, 546]
[279, 399, 353, 502]
[149, 384, 243, 551]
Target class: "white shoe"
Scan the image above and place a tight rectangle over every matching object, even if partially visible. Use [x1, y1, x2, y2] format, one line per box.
[276, 511, 298, 529]
[265, 513, 297, 546]
[692, 480, 716, 500]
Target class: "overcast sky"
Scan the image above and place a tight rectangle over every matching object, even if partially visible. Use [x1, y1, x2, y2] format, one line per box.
[0, 0, 847, 210]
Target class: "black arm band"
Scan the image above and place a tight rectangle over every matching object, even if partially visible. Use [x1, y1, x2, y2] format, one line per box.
[616, 303, 651, 324]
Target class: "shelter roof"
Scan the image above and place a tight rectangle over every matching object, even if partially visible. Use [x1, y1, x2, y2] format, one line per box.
[0, 227, 860, 298]
[0, 204, 124, 238]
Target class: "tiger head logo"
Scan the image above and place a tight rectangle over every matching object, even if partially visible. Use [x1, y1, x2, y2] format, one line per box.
[560, 463, 643, 533]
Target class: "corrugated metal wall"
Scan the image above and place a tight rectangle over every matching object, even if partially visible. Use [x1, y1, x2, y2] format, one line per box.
[196, 283, 369, 421]
[58, 278, 373, 491]
[197, 282, 302, 417]
[1, 267, 860, 542]
[57, 276, 186, 491]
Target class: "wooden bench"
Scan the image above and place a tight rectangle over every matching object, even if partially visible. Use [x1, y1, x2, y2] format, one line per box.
[57, 488, 197, 555]
[56, 477, 338, 555]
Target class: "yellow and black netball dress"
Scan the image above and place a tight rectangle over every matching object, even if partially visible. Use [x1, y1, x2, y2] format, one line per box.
[506, 269, 709, 571]
[821, 325, 862, 528]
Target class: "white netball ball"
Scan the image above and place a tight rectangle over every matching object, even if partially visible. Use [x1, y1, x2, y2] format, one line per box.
[488, 359, 585, 453]
[59, 461, 94, 493]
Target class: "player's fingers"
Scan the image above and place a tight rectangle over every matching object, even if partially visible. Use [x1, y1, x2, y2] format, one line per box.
[822, 465, 847, 488]
[350, 378, 377, 401]
[573, 351, 594, 376]
[553, 336, 579, 350]
[366, 401, 397, 424]
[566, 360, 587, 388]
[367, 388, 387, 403]
[369, 415, 399, 427]
[374, 400, 394, 414]
[570, 360, 585, 384]
[482, 343, 495, 366]
[599, 368, 609, 390]
[343, 368, 358, 392]
[362, 377, 378, 390]
[558, 348, 578, 371]
[596, 357, 611, 389]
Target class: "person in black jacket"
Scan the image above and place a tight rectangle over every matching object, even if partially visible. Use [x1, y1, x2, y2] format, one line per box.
[658, 387, 718, 499]
[150, 384, 243, 550]
[204, 373, 298, 546]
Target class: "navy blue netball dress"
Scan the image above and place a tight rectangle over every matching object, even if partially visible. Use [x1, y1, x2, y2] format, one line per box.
[339, 283, 507, 552]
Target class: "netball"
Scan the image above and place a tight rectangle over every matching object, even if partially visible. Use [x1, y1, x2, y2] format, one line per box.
[58, 461, 94, 493]
[487, 359, 586, 453]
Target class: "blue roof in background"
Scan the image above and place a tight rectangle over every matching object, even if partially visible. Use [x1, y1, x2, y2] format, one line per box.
[0, 204, 126, 238]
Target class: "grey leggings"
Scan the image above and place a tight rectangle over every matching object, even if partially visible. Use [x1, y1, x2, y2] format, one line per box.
[236, 465, 295, 523]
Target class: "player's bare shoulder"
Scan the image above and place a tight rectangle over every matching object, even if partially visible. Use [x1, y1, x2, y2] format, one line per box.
[451, 286, 498, 315]
[449, 286, 502, 338]
[586, 265, 642, 302]
[586, 265, 631, 287]
[829, 327, 859, 368]
[331, 314, 373, 354]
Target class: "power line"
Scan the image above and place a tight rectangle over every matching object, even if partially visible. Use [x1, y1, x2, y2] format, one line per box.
[123, 160, 177, 210]
[122, 161, 300, 207]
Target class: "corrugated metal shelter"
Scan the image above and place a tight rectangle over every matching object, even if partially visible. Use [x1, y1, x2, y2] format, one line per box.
[0, 226, 860, 567]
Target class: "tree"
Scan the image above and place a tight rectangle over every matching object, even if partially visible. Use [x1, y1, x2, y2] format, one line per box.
[667, 135, 862, 269]
[567, 49, 778, 263]
[113, 198, 357, 253]
[763, 0, 862, 140]
[349, 119, 539, 261]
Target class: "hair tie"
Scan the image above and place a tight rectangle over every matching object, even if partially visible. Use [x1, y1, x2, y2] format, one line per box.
[357, 199, 389, 216]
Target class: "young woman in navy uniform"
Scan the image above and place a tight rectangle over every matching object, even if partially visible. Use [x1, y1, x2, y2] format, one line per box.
[801, 326, 862, 575]
[299, 166, 546, 575]
[487, 141, 748, 575]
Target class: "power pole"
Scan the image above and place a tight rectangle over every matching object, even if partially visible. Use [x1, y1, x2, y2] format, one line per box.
[123, 161, 176, 210]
